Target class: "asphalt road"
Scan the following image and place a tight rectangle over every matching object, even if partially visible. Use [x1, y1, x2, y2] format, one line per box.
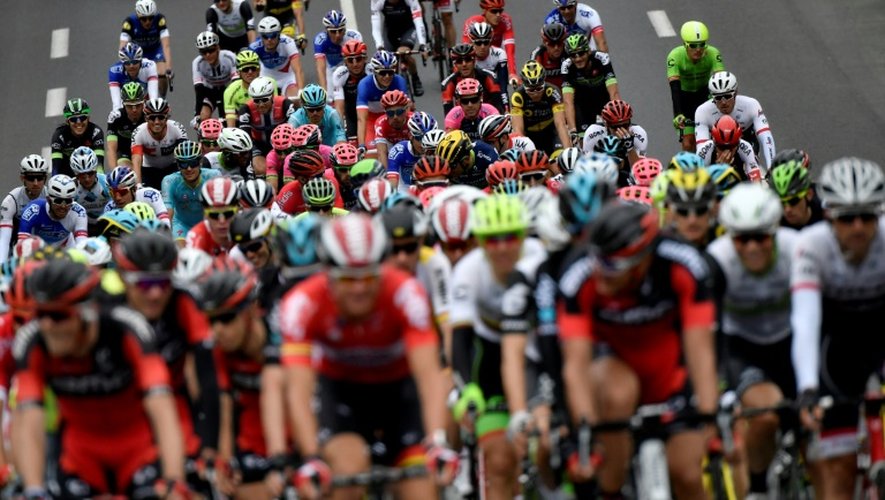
[2, 0, 884, 194]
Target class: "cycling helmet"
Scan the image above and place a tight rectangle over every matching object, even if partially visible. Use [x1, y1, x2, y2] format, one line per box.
[300, 84, 327, 108]
[144, 97, 169, 115]
[680, 21, 709, 44]
[428, 185, 488, 209]
[118, 42, 144, 63]
[229, 208, 274, 244]
[541, 22, 568, 44]
[668, 151, 705, 172]
[174, 140, 202, 163]
[559, 171, 612, 234]
[511, 136, 537, 152]
[274, 216, 322, 269]
[46, 175, 77, 201]
[494, 179, 526, 196]
[772, 148, 810, 170]
[218, 127, 254, 153]
[97, 209, 140, 239]
[498, 148, 520, 162]
[450, 43, 476, 58]
[291, 124, 322, 148]
[121, 82, 146, 104]
[455, 78, 482, 98]
[718, 183, 782, 235]
[431, 198, 472, 243]
[357, 178, 394, 214]
[413, 156, 450, 182]
[407, 111, 438, 138]
[303, 177, 337, 207]
[257, 16, 282, 35]
[520, 60, 545, 87]
[270, 123, 295, 151]
[381, 89, 411, 109]
[515, 150, 549, 175]
[172, 247, 213, 289]
[239, 179, 274, 208]
[817, 157, 885, 210]
[712, 115, 742, 147]
[769, 160, 811, 199]
[197, 256, 258, 316]
[478, 114, 512, 141]
[330, 142, 360, 167]
[437, 130, 473, 165]
[617, 186, 653, 206]
[649, 170, 675, 209]
[666, 168, 717, 207]
[594, 135, 626, 159]
[69, 147, 98, 175]
[248, 76, 276, 98]
[322, 9, 347, 29]
[535, 195, 571, 251]
[467, 22, 493, 41]
[318, 213, 389, 268]
[371, 50, 398, 71]
[27, 259, 99, 308]
[107, 166, 139, 190]
[236, 49, 260, 69]
[201, 176, 239, 207]
[124, 201, 156, 221]
[138, 219, 170, 235]
[708, 71, 737, 96]
[519, 186, 554, 235]
[707, 163, 742, 199]
[421, 129, 446, 154]
[486, 159, 519, 186]
[382, 192, 422, 212]
[472, 194, 527, 237]
[115, 229, 177, 272]
[555, 147, 581, 175]
[588, 202, 659, 262]
[63, 98, 90, 119]
[135, 0, 157, 17]
[350, 159, 386, 188]
[630, 157, 662, 187]
[573, 152, 619, 187]
[74, 237, 113, 267]
[564, 33, 590, 55]
[195, 31, 220, 50]
[381, 203, 429, 239]
[479, 0, 505, 10]
[285, 150, 325, 179]
[199, 118, 223, 141]
[601, 100, 633, 126]
[342, 40, 367, 57]
[418, 187, 445, 208]
[20, 154, 49, 175]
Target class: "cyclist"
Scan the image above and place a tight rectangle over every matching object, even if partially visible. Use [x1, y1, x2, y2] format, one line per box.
[325, 144, 361, 210]
[695, 71, 775, 168]
[199, 118, 224, 168]
[477, 114, 514, 154]
[388, 112, 438, 191]
[213, 126, 259, 178]
[664, 166, 718, 249]
[582, 99, 647, 169]
[239, 179, 275, 210]
[70, 147, 112, 236]
[411, 155, 451, 195]
[437, 129, 498, 188]
[314, 9, 363, 93]
[441, 43, 508, 115]
[279, 213, 455, 499]
[192, 31, 238, 123]
[445, 78, 501, 141]
[561, 33, 618, 136]
[510, 61, 571, 154]
[228, 207, 277, 270]
[120, 0, 174, 96]
[545, 0, 608, 51]
[356, 50, 410, 156]
[461, 0, 518, 86]
[429, 196, 476, 268]
[296, 177, 348, 219]
[706, 183, 797, 499]
[274, 150, 334, 216]
[109, 42, 160, 110]
[205, 0, 256, 52]
[265, 123, 296, 189]
[249, 16, 305, 100]
[19, 175, 88, 248]
[467, 22, 509, 95]
[374, 90, 414, 169]
[531, 22, 568, 89]
[0, 156, 49, 261]
[131, 97, 189, 189]
[791, 158, 885, 499]
[370, 0, 429, 96]
[289, 124, 334, 170]
[256, 0, 308, 52]
[13, 258, 189, 499]
[421, 129, 446, 156]
[768, 155, 822, 230]
[51, 98, 106, 178]
[430, 0, 459, 49]
[223, 49, 266, 127]
[186, 176, 239, 255]
[332, 40, 369, 141]
[288, 84, 347, 146]
[559, 201, 717, 498]
[237, 76, 296, 174]
[668, 20, 725, 151]
[698, 115, 764, 181]
[104, 166, 170, 225]
[162, 140, 222, 243]
[107, 82, 148, 169]
[515, 150, 553, 189]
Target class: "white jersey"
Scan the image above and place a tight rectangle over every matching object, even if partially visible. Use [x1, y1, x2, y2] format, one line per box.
[0, 186, 45, 262]
[475, 46, 508, 77]
[131, 120, 189, 170]
[192, 50, 238, 89]
[416, 247, 452, 322]
[582, 124, 648, 156]
[697, 138, 763, 178]
[75, 174, 112, 220]
[544, 3, 603, 51]
[103, 186, 171, 224]
[694, 95, 775, 168]
[331, 65, 351, 102]
[204, 151, 223, 170]
[706, 228, 797, 344]
[206, 0, 254, 38]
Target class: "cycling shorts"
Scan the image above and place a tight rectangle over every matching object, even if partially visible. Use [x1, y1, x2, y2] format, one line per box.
[172, 218, 191, 241]
[56, 426, 159, 496]
[234, 451, 272, 484]
[723, 334, 796, 400]
[384, 28, 417, 51]
[260, 67, 297, 95]
[144, 44, 165, 63]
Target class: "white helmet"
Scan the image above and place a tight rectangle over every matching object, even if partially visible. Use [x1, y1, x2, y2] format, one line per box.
[535, 196, 571, 251]
[69, 146, 98, 175]
[556, 146, 582, 175]
[195, 31, 220, 50]
[257, 16, 282, 35]
[574, 152, 619, 188]
[20, 154, 49, 175]
[217, 128, 254, 153]
[428, 185, 488, 215]
[718, 183, 782, 234]
[47, 174, 77, 200]
[421, 129, 446, 153]
[708, 71, 738, 95]
[134, 0, 157, 17]
[319, 213, 389, 268]
[75, 237, 113, 266]
[173, 247, 213, 290]
[818, 157, 885, 210]
[518, 186, 555, 236]
[511, 136, 537, 152]
[248, 76, 276, 98]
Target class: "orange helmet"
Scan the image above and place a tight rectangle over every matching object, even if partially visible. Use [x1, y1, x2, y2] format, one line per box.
[485, 160, 519, 187]
[515, 150, 549, 175]
[480, 0, 505, 10]
[712, 115, 742, 147]
[381, 89, 411, 109]
[341, 40, 367, 57]
[413, 156, 451, 182]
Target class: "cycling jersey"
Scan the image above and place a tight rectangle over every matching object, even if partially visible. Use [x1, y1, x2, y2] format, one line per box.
[108, 60, 159, 110]
[370, 0, 427, 50]
[206, 0, 254, 39]
[561, 56, 616, 131]
[666, 46, 725, 93]
[445, 103, 500, 141]
[288, 105, 347, 146]
[237, 97, 296, 153]
[327, 174, 360, 211]
[582, 124, 648, 156]
[451, 140, 497, 189]
[106, 108, 146, 164]
[51, 123, 106, 177]
[204, 151, 223, 170]
[0, 186, 45, 261]
[698, 138, 763, 179]
[387, 139, 421, 189]
[417, 246, 452, 324]
[462, 13, 517, 77]
[186, 220, 231, 256]
[274, 169, 343, 215]
[356, 74, 409, 115]
[103, 186, 170, 223]
[314, 29, 363, 87]
[510, 84, 565, 132]
[265, 0, 297, 26]
[19, 199, 88, 247]
[331, 65, 365, 138]
[223, 80, 251, 123]
[249, 34, 301, 73]
[161, 168, 222, 239]
[544, 3, 604, 46]
[120, 13, 170, 61]
[192, 50, 238, 89]
[441, 69, 508, 115]
[0, 313, 14, 398]
[530, 45, 566, 89]
[272, 145, 333, 181]
[130, 119, 189, 170]
[694, 95, 775, 168]
[75, 174, 112, 222]
[475, 46, 509, 92]
[373, 112, 413, 148]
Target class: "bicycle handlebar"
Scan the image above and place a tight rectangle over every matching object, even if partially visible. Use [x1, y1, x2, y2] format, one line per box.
[331, 464, 427, 488]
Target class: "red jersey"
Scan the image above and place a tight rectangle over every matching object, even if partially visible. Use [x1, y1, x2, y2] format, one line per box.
[274, 169, 344, 215]
[279, 266, 438, 383]
[372, 112, 413, 148]
[0, 313, 14, 394]
[557, 238, 715, 404]
[186, 220, 232, 256]
[462, 13, 517, 77]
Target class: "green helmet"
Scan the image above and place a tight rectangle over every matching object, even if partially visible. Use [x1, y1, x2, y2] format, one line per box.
[649, 169, 674, 209]
[302, 177, 337, 207]
[564, 33, 590, 55]
[300, 84, 327, 108]
[350, 159, 385, 187]
[680, 21, 709, 44]
[471, 194, 528, 237]
[236, 49, 260, 70]
[63, 98, 90, 119]
[124, 201, 157, 221]
[121, 82, 146, 104]
[769, 160, 811, 199]
[174, 140, 203, 163]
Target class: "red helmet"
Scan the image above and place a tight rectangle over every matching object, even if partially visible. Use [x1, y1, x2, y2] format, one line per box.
[630, 157, 662, 187]
[291, 124, 322, 148]
[515, 150, 549, 175]
[485, 160, 519, 187]
[380, 89, 411, 109]
[617, 185, 653, 205]
[418, 186, 446, 208]
[480, 0, 505, 10]
[285, 149, 325, 179]
[7, 259, 45, 324]
[270, 123, 295, 151]
[601, 99, 633, 126]
[199, 118, 224, 140]
[456, 78, 482, 98]
[431, 198, 471, 243]
[14, 235, 46, 262]
[201, 177, 239, 207]
[341, 40, 367, 57]
[413, 156, 451, 182]
[331, 142, 360, 167]
[712, 115, 742, 147]
[357, 179, 394, 214]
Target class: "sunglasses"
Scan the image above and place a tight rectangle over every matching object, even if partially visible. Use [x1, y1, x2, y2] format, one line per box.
[261, 33, 279, 40]
[77, 171, 97, 178]
[392, 240, 421, 254]
[489, 8, 504, 14]
[123, 59, 142, 66]
[68, 115, 88, 124]
[416, 179, 449, 188]
[200, 139, 218, 147]
[111, 187, 132, 196]
[441, 240, 469, 252]
[238, 238, 267, 254]
[328, 28, 345, 34]
[686, 42, 707, 49]
[205, 208, 238, 220]
[305, 106, 325, 114]
[835, 212, 878, 224]
[240, 66, 259, 73]
[459, 96, 481, 105]
[594, 251, 647, 274]
[24, 175, 46, 182]
[329, 267, 381, 284]
[781, 195, 805, 206]
[545, 40, 564, 47]
[209, 310, 240, 324]
[376, 70, 395, 77]
[712, 93, 735, 102]
[345, 56, 366, 63]
[525, 85, 545, 93]
[37, 308, 75, 322]
[674, 205, 710, 217]
[308, 205, 333, 213]
[481, 232, 522, 245]
[178, 161, 200, 170]
[49, 197, 73, 206]
[253, 97, 272, 104]
[386, 108, 407, 117]
[733, 233, 772, 245]
[124, 102, 144, 109]
[570, 50, 589, 58]
[520, 172, 546, 183]
[147, 114, 167, 122]
[473, 39, 492, 46]
[138, 16, 152, 22]
[453, 57, 475, 64]
[123, 273, 172, 291]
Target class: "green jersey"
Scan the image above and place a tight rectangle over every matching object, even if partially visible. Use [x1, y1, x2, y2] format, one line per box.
[223, 76, 279, 122]
[666, 45, 724, 93]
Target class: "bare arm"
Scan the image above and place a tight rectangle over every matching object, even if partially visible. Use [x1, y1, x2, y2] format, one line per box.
[12, 406, 45, 489]
[316, 58, 328, 93]
[357, 109, 369, 148]
[285, 365, 319, 456]
[132, 153, 143, 181]
[106, 137, 119, 169]
[553, 109, 571, 150]
[501, 335, 528, 413]
[144, 392, 186, 480]
[563, 91, 576, 133]
[562, 338, 596, 425]
[407, 344, 447, 436]
[682, 326, 718, 414]
[511, 113, 525, 137]
[593, 32, 608, 54]
[161, 37, 173, 71]
[261, 365, 287, 456]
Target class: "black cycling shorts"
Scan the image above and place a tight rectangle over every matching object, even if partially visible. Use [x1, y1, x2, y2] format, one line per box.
[723, 334, 797, 400]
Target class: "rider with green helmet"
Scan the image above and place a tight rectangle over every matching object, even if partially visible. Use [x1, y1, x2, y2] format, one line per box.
[287, 84, 347, 146]
[768, 159, 822, 229]
[106, 82, 147, 169]
[561, 33, 620, 135]
[51, 98, 106, 177]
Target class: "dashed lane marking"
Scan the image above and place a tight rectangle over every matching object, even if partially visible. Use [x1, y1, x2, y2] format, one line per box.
[647, 10, 676, 38]
[340, 0, 359, 33]
[50, 28, 69, 59]
[45, 87, 67, 118]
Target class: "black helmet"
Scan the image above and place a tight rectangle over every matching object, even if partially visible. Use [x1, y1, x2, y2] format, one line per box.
[450, 43, 476, 57]
[771, 148, 810, 170]
[541, 22, 568, 43]
[380, 204, 429, 239]
[229, 208, 274, 244]
[27, 259, 100, 307]
[238, 179, 275, 209]
[587, 201, 659, 259]
[196, 256, 258, 316]
[115, 228, 179, 272]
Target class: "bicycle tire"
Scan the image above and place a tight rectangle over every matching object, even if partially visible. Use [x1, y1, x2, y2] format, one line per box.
[433, 16, 448, 82]
[704, 454, 738, 500]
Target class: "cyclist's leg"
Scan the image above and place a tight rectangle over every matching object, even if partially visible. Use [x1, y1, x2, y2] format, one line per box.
[475, 337, 518, 500]
[388, 379, 437, 498]
[590, 351, 640, 495]
[436, 0, 456, 47]
[150, 45, 169, 97]
[666, 429, 708, 500]
[233, 451, 275, 499]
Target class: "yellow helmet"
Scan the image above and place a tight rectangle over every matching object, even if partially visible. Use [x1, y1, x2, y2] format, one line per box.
[124, 201, 157, 221]
[436, 130, 473, 165]
[666, 168, 716, 207]
[520, 60, 545, 87]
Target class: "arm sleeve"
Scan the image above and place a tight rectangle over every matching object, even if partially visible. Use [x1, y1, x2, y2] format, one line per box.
[791, 288, 822, 392]
[240, 2, 255, 31]
[371, 9, 385, 50]
[451, 325, 475, 385]
[192, 342, 221, 449]
[328, 108, 347, 144]
[205, 7, 218, 31]
[669, 78, 683, 117]
[756, 128, 775, 169]
[409, 0, 427, 46]
[192, 57, 204, 86]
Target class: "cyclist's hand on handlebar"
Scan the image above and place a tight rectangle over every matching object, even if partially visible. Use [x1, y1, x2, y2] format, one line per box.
[672, 114, 686, 130]
[593, 51, 610, 66]
[507, 410, 533, 457]
[508, 74, 520, 89]
[214, 457, 240, 496]
[294, 457, 332, 500]
[426, 444, 460, 486]
[797, 389, 823, 432]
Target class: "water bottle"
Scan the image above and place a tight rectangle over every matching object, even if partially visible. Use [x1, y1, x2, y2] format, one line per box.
[636, 438, 671, 500]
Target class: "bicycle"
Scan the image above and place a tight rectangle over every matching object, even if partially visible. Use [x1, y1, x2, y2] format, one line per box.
[331, 464, 429, 500]
[395, 49, 427, 101]
[420, 0, 453, 84]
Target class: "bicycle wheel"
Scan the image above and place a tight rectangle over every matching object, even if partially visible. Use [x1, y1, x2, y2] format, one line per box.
[703, 454, 738, 500]
[433, 17, 448, 82]
[401, 69, 416, 100]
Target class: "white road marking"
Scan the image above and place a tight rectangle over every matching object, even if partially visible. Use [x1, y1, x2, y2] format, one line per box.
[340, 0, 359, 33]
[50, 28, 70, 59]
[647, 10, 676, 38]
[45, 87, 67, 118]
[42, 146, 51, 163]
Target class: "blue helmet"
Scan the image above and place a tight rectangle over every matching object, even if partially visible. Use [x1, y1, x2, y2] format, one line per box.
[407, 111, 438, 138]
[107, 166, 139, 190]
[275, 215, 322, 269]
[118, 42, 143, 63]
[300, 84, 327, 108]
[381, 191, 422, 211]
[668, 151, 705, 173]
[552, 0, 577, 6]
[138, 218, 171, 235]
[559, 171, 614, 234]
[371, 50, 398, 71]
[322, 9, 347, 29]
[97, 209, 140, 239]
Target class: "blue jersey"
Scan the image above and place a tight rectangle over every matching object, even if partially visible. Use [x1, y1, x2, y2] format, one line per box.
[453, 140, 498, 189]
[248, 36, 300, 72]
[120, 14, 169, 56]
[19, 199, 88, 246]
[108, 60, 157, 89]
[162, 168, 221, 232]
[387, 140, 420, 188]
[75, 174, 112, 220]
[314, 30, 362, 68]
[356, 74, 409, 114]
[288, 106, 347, 146]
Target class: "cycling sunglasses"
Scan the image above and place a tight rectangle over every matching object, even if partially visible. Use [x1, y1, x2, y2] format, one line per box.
[480, 232, 523, 246]
[391, 240, 420, 255]
[178, 160, 200, 170]
[834, 212, 878, 224]
[238, 238, 267, 254]
[239, 66, 260, 73]
[781, 194, 805, 206]
[261, 33, 280, 40]
[305, 106, 325, 114]
[200, 139, 218, 147]
[472, 39, 492, 46]
[732, 233, 773, 245]
[489, 8, 504, 14]
[123, 59, 142, 66]
[123, 272, 173, 291]
[209, 310, 240, 324]
[452, 57, 475, 64]
[674, 205, 710, 217]
[328, 28, 345, 34]
[199, 47, 218, 55]
[23, 175, 46, 182]
[253, 97, 272, 104]
[594, 251, 647, 274]
[386, 108, 408, 117]
[376, 70, 395, 77]
[68, 115, 89, 124]
[205, 208, 238, 220]
[329, 266, 382, 283]
[308, 205, 333, 213]
[686, 42, 706, 49]
[441, 240, 469, 252]
[49, 197, 73, 206]
[147, 114, 168, 122]
[36, 308, 77, 322]
[712, 93, 736, 102]
[345, 56, 366, 63]
[459, 96, 481, 105]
